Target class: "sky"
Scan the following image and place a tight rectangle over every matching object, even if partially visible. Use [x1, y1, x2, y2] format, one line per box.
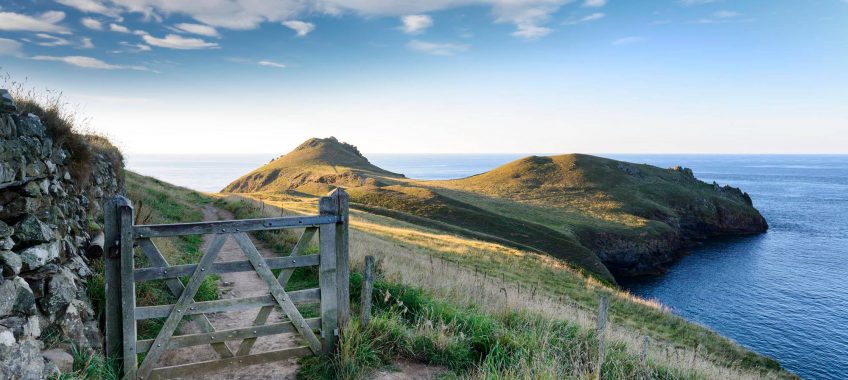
[0, 0, 846, 154]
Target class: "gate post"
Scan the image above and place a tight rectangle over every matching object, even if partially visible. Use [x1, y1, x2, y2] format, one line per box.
[103, 197, 122, 361]
[117, 197, 138, 379]
[318, 188, 350, 354]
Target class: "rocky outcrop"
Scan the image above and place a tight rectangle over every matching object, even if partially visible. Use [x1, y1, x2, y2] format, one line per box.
[0, 89, 122, 378]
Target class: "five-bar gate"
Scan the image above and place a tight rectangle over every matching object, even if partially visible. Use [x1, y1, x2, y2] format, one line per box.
[103, 189, 350, 379]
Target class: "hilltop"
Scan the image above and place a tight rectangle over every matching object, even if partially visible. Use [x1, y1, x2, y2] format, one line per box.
[223, 137, 403, 194]
[223, 137, 767, 282]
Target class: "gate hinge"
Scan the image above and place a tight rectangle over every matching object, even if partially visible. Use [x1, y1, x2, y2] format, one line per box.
[109, 239, 120, 258]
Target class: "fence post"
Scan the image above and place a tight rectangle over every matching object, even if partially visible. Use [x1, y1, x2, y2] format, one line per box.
[594, 294, 609, 380]
[103, 197, 122, 362]
[116, 197, 137, 379]
[360, 256, 375, 326]
[334, 188, 350, 331]
[319, 192, 339, 354]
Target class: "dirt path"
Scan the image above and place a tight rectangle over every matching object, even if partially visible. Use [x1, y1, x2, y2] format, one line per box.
[153, 204, 444, 379]
[156, 205, 301, 379]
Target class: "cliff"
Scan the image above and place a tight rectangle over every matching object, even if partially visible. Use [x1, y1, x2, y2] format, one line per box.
[0, 90, 123, 378]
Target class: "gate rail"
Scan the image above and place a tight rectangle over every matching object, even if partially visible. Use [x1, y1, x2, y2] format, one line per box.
[103, 189, 350, 380]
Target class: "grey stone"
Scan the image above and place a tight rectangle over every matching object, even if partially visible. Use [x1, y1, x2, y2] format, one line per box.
[0, 277, 36, 316]
[59, 300, 96, 350]
[13, 215, 54, 246]
[0, 221, 12, 239]
[39, 268, 77, 317]
[0, 251, 22, 276]
[0, 238, 13, 251]
[17, 116, 45, 138]
[0, 339, 45, 380]
[19, 241, 60, 271]
[0, 90, 15, 113]
[42, 348, 74, 373]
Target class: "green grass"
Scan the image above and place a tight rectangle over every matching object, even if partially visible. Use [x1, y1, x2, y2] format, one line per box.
[299, 271, 697, 380]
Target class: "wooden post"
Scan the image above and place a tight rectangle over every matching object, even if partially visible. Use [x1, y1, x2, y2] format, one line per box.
[318, 194, 339, 354]
[594, 294, 609, 380]
[360, 256, 375, 326]
[116, 197, 138, 380]
[334, 188, 350, 331]
[640, 336, 650, 366]
[103, 197, 122, 362]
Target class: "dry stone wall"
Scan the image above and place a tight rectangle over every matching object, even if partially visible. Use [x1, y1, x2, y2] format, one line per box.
[0, 89, 123, 379]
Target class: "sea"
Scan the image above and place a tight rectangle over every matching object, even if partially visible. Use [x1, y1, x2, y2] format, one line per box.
[127, 153, 848, 380]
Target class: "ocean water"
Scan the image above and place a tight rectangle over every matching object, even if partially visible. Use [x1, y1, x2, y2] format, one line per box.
[126, 153, 848, 379]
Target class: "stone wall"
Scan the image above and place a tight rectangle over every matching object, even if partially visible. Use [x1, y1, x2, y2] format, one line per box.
[0, 90, 123, 379]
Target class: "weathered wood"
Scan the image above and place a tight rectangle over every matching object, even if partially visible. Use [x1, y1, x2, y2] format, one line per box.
[233, 233, 323, 354]
[640, 336, 650, 366]
[236, 227, 317, 356]
[148, 346, 313, 380]
[318, 195, 339, 354]
[360, 255, 375, 326]
[133, 253, 320, 282]
[137, 318, 321, 353]
[332, 188, 351, 330]
[133, 215, 337, 238]
[594, 294, 610, 380]
[137, 234, 227, 379]
[137, 239, 233, 359]
[103, 197, 122, 362]
[135, 288, 320, 320]
[117, 200, 138, 380]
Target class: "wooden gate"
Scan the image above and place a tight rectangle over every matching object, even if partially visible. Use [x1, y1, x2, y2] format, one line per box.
[103, 189, 350, 380]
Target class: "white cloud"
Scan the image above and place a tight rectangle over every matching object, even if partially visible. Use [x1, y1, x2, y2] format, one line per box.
[714, 10, 740, 18]
[584, 0, 606, 7]
[401, 14, 433, 34]
[55, 0, 121, 17]
[0, 38, 24, 57]
[59, 0, 567, 40]
[564, 12, 604, 25]
[282, 20, 315, 37]
[407, 39, 469, 56]
[30, 55, 153, 71]
[81, 17, 103, 30]
[258, 60, 286, 68]
[612, 36, 646, 45]
[110, 23, 131, 33]
[173, 23, 220, 37]
[35, 33, 72, 47]
[81, 37, 95, 48]
[140, 33, 220, 49]
[0, 11, 69, 33]
[119, 41, 152, 52]
[512, 24, 553, 39]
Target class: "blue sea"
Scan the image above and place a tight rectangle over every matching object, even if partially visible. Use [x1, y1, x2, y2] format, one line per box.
[127, 153, 848, 379]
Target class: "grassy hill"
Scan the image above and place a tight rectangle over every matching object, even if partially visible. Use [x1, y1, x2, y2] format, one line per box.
[223, 138, 767, 283]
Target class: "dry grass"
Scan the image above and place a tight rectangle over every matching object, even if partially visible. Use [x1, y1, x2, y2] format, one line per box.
[215, 193, 790, 379]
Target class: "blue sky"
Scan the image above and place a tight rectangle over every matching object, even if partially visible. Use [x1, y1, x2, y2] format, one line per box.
[1, 0, 846, 154]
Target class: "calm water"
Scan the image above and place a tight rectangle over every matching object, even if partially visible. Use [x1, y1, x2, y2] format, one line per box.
[127, 154, 848, 379]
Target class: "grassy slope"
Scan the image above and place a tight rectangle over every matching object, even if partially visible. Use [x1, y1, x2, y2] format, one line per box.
[222, 139, 766, 283]
[227, 193, 790, 379]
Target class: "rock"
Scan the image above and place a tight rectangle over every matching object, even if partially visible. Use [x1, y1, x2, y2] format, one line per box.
[42, 348, 74, 373]
[13, 215, 54, 246]
[19, 241, 60, 271]
[59, 300, 97, 350]
[0, 326, 14, 347]
[39, 268, 77, 317]
[0, 238, 13, 251]
[0, 221, 12, 239]
[0, 251, 22, 276]
[0, 90, 15, 113]
[17, 115, 46, 138]
[0, 339, 45, 380]
[0, 277, 37, 316]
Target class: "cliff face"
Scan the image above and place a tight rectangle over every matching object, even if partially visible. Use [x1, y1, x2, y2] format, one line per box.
[0, 90, 123, 378]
